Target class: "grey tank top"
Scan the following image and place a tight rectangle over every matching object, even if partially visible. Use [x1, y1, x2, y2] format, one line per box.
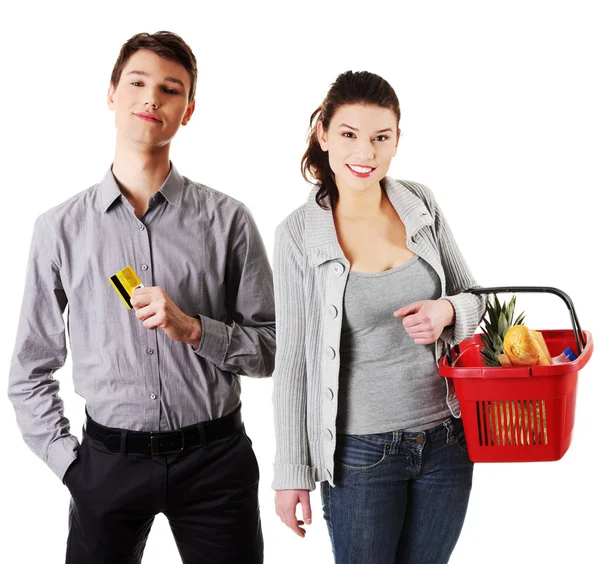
[336, 255, 452, 435]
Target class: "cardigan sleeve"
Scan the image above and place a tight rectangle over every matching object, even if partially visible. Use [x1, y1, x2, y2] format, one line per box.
[427, 189, 486, 347]
[271, 221, 315, 491]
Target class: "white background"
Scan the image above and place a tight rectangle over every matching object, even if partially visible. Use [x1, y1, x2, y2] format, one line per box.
[2, 1, 599, 562]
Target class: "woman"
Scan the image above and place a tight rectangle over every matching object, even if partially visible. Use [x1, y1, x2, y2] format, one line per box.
[272, 70, 485, 564]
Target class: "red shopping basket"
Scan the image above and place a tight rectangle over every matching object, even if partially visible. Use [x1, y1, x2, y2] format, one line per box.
[439, 287, 593, 463]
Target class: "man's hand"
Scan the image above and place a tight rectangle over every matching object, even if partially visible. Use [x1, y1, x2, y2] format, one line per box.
[131, 287, 202, 347]
[275, 489, 312, 538]
[393, 299, 455, 345]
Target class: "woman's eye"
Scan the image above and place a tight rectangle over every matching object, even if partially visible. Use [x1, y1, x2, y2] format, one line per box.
[374, 135, 389, 142]
[342, 132, 355, 138]
[132, 81, 143, 87]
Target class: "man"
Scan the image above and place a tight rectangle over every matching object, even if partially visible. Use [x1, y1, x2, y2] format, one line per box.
[8, 31, 275, 563]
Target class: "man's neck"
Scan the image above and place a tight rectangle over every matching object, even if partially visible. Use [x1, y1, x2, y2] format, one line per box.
[111, 139, 172, 216]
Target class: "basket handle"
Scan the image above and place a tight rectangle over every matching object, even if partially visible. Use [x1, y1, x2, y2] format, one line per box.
[446, 286, 587, 365]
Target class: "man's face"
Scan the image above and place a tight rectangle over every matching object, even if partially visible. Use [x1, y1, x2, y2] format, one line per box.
[107, 49, 195, 149]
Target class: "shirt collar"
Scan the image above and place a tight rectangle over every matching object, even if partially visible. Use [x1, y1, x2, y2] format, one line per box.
[305, 177, 434, 267]
[100, 162, 185, 213]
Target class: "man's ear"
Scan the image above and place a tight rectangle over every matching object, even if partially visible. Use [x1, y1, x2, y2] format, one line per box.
[107, 84, 116, 110]
[317, 120, 328, 152]
[182, 99, 196, 126]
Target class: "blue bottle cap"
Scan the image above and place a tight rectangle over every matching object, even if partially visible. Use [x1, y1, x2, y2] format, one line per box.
[563, 347, 577, 361]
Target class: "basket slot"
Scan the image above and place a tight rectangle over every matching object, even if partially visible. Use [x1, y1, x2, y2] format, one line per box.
[518, 400, 526, 446]
[534, 400, 540, 445]
[499, 402, 506, 446]
[542, 400, 548, 445]
[510, 400, 519, 446]
[475, 399, 548, 447]
[477, 401, 488, 446]
[476, 401, 483, 446]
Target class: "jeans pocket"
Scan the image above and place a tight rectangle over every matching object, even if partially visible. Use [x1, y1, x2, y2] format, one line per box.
[336, 435, 388, 471]
[453, 425, 470, 454]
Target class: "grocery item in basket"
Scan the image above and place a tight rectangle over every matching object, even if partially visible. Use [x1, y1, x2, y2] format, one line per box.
[503, 325, 552, 366]
[552, 347, 577, 364]
[480, 295, 526, 367]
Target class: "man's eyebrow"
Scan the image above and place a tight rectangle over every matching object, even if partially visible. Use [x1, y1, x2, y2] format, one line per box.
[126, 70, 185, 88]
[164, 76, 185, 88]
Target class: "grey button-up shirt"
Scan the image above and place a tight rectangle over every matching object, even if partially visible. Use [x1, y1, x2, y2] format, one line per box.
[8, 164, 276, 480]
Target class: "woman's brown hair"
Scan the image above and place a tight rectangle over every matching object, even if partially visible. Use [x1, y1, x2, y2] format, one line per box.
[301, 71, 400, 209]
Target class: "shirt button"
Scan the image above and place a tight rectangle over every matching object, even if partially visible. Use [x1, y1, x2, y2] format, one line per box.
[326, 346, 336, 360]
[138, 224, 145, 231]
[150, 393, 157, 400]
[146, 348, 154, 355]
[323, 428, 333, 441]
[327, 305, 338, 319]
[331, 263, 345, 277]
[141, 264, 149, 271]
[324, 387, 334, 400]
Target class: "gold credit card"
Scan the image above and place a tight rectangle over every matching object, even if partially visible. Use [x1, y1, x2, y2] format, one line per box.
[110, 265, 144, 309]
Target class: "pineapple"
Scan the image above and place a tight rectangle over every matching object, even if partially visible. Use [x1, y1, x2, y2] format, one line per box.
[480, 295, 525, 367]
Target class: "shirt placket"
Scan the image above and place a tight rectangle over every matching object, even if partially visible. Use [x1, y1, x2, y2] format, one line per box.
[135, 211, 161, 430]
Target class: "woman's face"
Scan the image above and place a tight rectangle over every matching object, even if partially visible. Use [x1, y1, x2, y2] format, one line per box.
[317, 103, 399, 195]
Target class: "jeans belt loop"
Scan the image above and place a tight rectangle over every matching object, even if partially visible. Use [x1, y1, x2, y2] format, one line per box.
[443, 418, 454, 444]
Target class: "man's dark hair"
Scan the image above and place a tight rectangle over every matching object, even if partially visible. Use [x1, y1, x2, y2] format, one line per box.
[110, 31, 197, 102]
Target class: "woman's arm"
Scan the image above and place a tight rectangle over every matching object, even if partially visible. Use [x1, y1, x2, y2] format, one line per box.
[272, 219, 315, 537]
[271, 220, 314, 491]
[428, 187, 486, 345]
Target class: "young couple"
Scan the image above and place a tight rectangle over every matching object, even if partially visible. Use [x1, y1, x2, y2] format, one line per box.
[8, 31, 484, 564]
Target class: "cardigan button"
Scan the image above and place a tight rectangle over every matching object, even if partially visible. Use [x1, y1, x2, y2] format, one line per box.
[327, 305, 338, 319]
[324, 387, 334, 400]
[323, 428, 333, 441]
[331, 263, 345, 276]
[326, 346, 336, 360]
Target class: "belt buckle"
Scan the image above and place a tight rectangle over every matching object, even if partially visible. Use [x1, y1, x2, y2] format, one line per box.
[150, 430, 185, 455]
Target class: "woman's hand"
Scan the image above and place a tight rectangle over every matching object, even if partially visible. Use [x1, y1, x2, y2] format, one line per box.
[275, 489, 312, 538]
[393, 299, 455, 345]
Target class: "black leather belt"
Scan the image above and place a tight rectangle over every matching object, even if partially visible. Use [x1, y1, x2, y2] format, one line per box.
[85, 404, 243, 455]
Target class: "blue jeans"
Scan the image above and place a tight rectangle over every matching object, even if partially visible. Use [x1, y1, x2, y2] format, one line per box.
[320, 417, 474, 564]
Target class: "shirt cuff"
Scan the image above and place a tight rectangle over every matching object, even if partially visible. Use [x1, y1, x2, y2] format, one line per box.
[47, 435, 80, 482]
[192, 314, 228, 366]
[271, 463, 316, 491]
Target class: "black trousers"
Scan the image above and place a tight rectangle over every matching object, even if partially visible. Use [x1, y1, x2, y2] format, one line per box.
[64, 421, 263, 564]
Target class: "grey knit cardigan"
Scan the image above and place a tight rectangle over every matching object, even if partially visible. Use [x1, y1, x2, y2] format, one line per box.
[272, 178, 485, 490]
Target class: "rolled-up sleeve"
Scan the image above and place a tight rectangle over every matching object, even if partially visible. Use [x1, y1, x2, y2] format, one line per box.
[8, 215, 79, 481]
[193, 205, 276, 377]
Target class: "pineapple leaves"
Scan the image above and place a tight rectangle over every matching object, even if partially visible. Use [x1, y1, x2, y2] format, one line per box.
[479, 294, 526, 367]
